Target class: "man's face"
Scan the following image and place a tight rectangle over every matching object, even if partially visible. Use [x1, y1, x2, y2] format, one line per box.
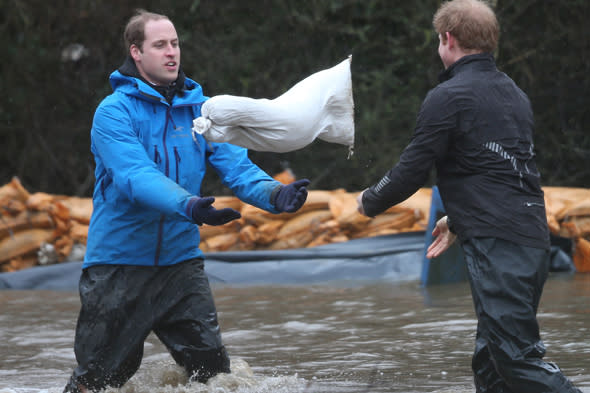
[131, 19, 180, 86]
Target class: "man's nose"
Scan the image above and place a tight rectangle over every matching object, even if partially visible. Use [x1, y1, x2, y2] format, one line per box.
[165, 44, 176, 55]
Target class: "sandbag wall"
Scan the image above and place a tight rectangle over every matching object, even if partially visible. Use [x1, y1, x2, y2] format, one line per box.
[1, 176, 590, 273]
[543, 187, 590, 272]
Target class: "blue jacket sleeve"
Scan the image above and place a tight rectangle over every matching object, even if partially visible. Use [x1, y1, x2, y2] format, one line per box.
[205, 142, 282, 213]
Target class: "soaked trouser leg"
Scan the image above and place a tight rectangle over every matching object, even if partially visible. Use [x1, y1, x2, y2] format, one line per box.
[153, 259, 230, 383]
[463, 237, 582, 393]
[63, 258, 228, 393]
[64, 265, 152, 392]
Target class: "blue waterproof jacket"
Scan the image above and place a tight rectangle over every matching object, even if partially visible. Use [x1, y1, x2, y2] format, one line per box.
[84, 70, 281, 268]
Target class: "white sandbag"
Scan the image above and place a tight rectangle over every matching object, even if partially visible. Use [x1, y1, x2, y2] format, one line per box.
[192, 56, 355, 155]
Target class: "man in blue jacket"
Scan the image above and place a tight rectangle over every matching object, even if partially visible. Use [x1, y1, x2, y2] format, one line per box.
[63, 9, 309, 393]
[357, 1, 581, 392]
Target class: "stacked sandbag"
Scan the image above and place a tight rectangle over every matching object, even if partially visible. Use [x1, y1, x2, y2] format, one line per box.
[544, 187, 590, 272]
[0, 177, 92, 272]
[199, 188, 428, 253]
[2, 175, 590, 274]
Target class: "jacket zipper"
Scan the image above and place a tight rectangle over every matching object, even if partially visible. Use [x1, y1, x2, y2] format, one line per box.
[154, 112, 172, 266]
[174, 147, 181, 184]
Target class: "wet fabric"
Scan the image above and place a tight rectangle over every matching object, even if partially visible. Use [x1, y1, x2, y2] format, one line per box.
[63, 259, 229, 392]
[463, 237, 582, 393]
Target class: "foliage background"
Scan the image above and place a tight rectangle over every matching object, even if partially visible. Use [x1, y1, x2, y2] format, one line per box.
[1, 0, 589, 197]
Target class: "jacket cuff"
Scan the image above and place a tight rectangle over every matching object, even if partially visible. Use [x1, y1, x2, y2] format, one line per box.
[446, 216, 456, 234]
[270, 184, 283, 208]
[185, 197, 200, 222]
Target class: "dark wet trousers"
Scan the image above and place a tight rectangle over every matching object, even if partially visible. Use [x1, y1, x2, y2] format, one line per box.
[463, 237, 581, 393]
[63, 258, 230, 393]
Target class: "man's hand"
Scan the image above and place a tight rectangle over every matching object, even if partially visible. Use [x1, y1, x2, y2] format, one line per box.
[190, 197, 241, 226]
[426, 216, 457, 259]
[274, 179, 310, 213]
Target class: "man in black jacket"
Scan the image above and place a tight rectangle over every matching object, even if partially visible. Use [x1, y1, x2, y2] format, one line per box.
[356, 1, 582, 392]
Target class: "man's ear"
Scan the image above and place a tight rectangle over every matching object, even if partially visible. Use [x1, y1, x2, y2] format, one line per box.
[130, 44, 141, 61]
[445, 32, 455, 49]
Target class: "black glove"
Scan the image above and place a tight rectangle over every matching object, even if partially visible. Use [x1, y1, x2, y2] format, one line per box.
[273, 179, 310, 213]
[189, 196, 241, 226]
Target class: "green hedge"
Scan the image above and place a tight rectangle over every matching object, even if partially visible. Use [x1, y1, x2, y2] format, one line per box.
[1, 0, 588, 196]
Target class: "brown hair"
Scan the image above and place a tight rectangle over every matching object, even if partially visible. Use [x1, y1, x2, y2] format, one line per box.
[433, 0, 499, 53]
[123, 9, 170, 52]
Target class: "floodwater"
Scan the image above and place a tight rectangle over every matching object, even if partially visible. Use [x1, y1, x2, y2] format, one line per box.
[0, 273, 589, 393]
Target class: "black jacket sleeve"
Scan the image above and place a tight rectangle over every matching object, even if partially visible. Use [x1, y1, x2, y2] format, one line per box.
[361, 87, 453, 217]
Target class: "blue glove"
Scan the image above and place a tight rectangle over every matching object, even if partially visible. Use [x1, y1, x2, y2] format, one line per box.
[189, 197, 241, 226]
[273, 179, 310, 213]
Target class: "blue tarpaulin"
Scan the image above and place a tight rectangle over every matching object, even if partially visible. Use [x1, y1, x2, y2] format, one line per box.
[0, 232, 426, 290]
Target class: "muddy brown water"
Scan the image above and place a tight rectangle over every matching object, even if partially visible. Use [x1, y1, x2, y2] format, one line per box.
[0, 273, 588, 393]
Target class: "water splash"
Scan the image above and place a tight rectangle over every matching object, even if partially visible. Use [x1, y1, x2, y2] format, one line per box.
[99, 358, 310, 393]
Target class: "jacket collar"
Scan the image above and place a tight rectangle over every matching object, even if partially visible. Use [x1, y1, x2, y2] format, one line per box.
[117, 56, 188, 103]
[438, 52, 496, 83]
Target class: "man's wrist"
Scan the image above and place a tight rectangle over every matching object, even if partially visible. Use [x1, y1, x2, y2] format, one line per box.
[446, 216, 456, 234]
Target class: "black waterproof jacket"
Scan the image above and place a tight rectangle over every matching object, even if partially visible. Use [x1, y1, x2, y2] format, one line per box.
[362, 53, 550, 250]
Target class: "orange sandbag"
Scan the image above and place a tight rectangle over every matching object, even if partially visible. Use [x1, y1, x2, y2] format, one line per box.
[0, 211, 54, 239]
[238, 225, 259, 247]
[395, 188, 431, 226]
[54, 236, 74, 260]
[0, 228, 55, 264]
[2, 252, 39, 273]
[276, 210, 333, 239]
[573, 237, 590, 273]
[557, 199, 590, 220]
[70, 222, 89, 244]
[328, 192, 370, 231]
[547, 215, 560, 235]
[352, 210, 417, 239]
[256, 220, 285, 245]
[202, 232, 239, 252]
[0, 177, 31, 204]
[26, 192, 58, 211]
[198, 220, 242, 240]
[269, 231, 315, 250]
[559, 217, 590, 239]
[60, 197, 94, 225]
